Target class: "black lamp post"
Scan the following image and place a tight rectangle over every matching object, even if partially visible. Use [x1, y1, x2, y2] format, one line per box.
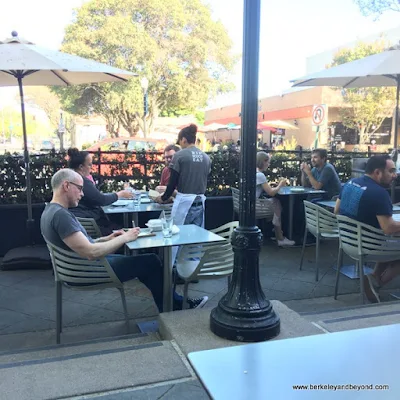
[210, 0, 280, 342]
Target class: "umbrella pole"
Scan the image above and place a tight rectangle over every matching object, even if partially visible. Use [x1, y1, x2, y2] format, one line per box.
[17, 75, 34, 244]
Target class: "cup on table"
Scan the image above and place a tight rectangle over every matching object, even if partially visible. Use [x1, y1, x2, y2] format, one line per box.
[132, 191, 142, 208]
[162, 216, 173, 238]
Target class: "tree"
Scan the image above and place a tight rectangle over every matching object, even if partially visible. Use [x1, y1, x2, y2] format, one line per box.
[57, 0, 236, 137]
[354, 0, 400, 19]
[329, 40, 397, 145]
[24, 87, 75, 148]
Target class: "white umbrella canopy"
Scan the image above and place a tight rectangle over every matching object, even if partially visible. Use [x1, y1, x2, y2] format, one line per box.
[0, 33, 135, 86]
[291, 45, 400, 89]
[260, 120, 299, 130]
[202, 122, 228, 131]
[291, 43, 400, 148]
[0, 31, 136, 242]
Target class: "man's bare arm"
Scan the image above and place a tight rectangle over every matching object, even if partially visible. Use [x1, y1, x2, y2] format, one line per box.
[376, 215, 400, 235]
[63, 229, 139, 260]
[334, 199, 341, 215]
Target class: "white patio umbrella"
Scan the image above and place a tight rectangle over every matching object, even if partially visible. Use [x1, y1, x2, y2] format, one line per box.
[291, 43, 400, 149]
[0, 31, 136, 243]
[202, 122, 228, 131]
[260, 120, 299, 130]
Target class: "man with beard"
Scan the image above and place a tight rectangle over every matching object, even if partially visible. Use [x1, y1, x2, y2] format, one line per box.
[300, 148, 341, 200]
[335, 155, 400, 303]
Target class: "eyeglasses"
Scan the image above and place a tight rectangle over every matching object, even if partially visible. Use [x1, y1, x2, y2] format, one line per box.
[165, 155, 173, 160]
[67, 181, 84, 192]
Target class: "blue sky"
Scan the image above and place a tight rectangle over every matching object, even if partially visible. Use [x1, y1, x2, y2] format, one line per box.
[1, 0, 400, 108]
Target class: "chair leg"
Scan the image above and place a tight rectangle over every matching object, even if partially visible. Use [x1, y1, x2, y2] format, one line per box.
[299, 226, 308, 271]
[118, 288, 129, 325]
[334, 247, 343, 300]
[56, 281, 62, 344]
[182, 282, 189, 310]
[359, 256, 365, 304]
[315, 235, 320, 282]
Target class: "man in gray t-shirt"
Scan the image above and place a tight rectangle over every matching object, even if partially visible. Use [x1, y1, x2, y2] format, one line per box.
[158, 124, 211, 227]
[169, 147, 211, 195]
[301, 148, 341, 199]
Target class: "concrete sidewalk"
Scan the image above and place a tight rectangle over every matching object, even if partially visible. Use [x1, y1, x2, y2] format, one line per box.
[0, 240, 399, 338]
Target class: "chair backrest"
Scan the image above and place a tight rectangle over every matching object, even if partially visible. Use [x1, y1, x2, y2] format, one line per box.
[177, 240, 234, 279]
[336, 214, 400, 261]
[77, 217, 102, 239]
[211, 221, 239, 241]
[304, 200, 338, 237]
[45, 240, 121, 288]
[231, 188, 274, 220]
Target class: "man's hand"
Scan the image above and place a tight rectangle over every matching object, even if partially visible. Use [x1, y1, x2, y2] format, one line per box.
[278, 179, 287, 188]
[301, 162, 311, 174]
[154, 195, 168, 204]
[123, 227, 140, 242]
[117, 190, 134, 199]
[155, 185, 166, 194]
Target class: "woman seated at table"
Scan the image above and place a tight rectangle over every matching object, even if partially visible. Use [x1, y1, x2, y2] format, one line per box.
[67, 148, 133, 235]
[256, 151, 295, 247]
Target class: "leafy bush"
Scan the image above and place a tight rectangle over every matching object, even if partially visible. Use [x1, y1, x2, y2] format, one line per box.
[0, 149, 381, 204]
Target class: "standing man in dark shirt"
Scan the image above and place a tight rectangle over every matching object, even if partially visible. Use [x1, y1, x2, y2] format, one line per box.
[301, 148, 342, 199]
[155, 124, 211, 228]
[335, 155, 400, 302]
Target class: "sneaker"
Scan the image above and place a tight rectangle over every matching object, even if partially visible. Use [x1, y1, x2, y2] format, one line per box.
[277, 237, 296, 247]
[187, 296, 209, 309]
[363, 274, 380, 303]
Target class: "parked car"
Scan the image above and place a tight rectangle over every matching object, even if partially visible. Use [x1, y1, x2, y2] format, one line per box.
[40, 140, 55, 151]
[86, 137, 167, 152]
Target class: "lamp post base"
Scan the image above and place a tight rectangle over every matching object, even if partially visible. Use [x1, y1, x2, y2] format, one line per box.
[210, 302, 280, 342]
[209, 227, 280, 342]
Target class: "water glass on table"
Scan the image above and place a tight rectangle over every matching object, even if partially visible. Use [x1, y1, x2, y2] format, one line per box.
[162, 216, 173, 238]
[132, 191, 142, 208]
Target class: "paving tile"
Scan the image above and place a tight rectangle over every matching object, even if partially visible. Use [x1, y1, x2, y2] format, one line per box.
[283, 269, 321, 284]
[66, 307, 126, 327]
[63, 287, 122, 307]
[185, 277, 228, 295]
[0, 270, 48, 287]
[102, 293, 155, 316]
[87, 385, 173, 399]
[259, 275, 280, 289]
[0, 314, 54, 335]
[0, 308, 50, 331]
[272, 278, 316, 296]
[0, 286, 102, 324]
[262, 289, 306, 301]
[162, 381, 209, 400]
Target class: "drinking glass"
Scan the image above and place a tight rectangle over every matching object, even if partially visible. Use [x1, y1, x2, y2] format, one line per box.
[132, 191, 141, 208]
[162, 216, 173, 238]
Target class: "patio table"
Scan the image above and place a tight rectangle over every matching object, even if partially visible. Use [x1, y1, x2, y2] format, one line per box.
[102, 195, 172, 227]
[277, 187, 326, 240]
[126, 224, 226, 312]
[188, 324, 399, 400]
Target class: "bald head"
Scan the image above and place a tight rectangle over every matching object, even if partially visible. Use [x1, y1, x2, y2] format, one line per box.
[51, 169, 82, 190]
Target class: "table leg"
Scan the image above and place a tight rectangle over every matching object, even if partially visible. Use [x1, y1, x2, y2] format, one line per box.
[288, 194, 294, 240]
[132, 212, 138, 228]
[163, 246, 173, 312]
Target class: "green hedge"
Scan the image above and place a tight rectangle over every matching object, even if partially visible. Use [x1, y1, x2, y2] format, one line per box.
[0, 149, 367, 205]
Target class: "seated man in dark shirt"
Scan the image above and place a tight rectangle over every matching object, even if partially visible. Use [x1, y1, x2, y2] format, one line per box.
[335, 155, 400, 302]
[301, 148, 342, 200]
[41, 169, 207, 311]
